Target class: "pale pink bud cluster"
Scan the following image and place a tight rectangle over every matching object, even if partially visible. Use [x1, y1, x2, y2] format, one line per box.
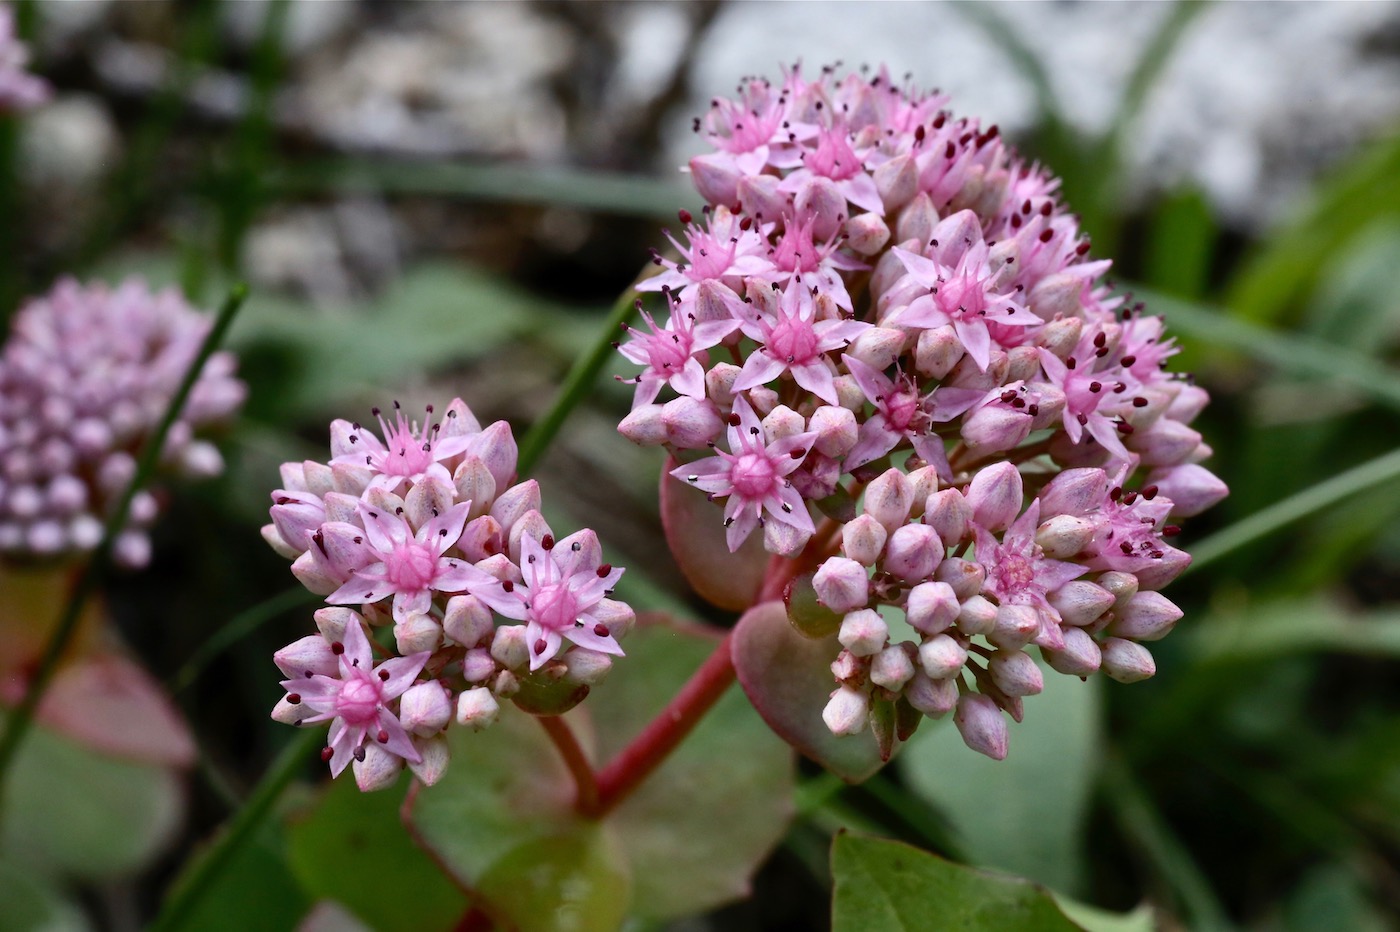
[622, 64, 1227, 760]
[0, 6, 48, 113]
[265, 399, 635, 790]
[0, 278, 244, 567]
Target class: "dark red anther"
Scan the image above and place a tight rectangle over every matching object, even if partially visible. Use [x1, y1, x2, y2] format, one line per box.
[678, 209, 693, 224]
[1163, 525, 1181, 537]
[321, 747, 334, 762]
[1110, 486, 1123, 501]
[728, 413, 741, 427]
[541, 534, 555, 550]
[353, 747, 366, 763]
[596, 563, 612, 577]
[502, 580, 515, 592]
[1116, 421, 1134, 434]
[1120, 541, 1134, 555]
[331, 641, 345, 655]
[1093, 332, 1107, 348]
[1075, 241, 1091, 255]
[1089, 381, 1102, 393]
[594, 624, 609, 637]
[377, 729, 389, 744]
[534, 638, 547, 655]
[1120, 355, 1136, 367]
[1142, 485, 1159, 500]
[287, 693, 301, 705]
[378, 669, 389, 681]
[1039, 229, 1054, 243]
[1132, 396, 1148, 407]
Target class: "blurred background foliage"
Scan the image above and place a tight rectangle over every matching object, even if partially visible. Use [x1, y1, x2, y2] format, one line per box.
[6, 0, 1400, 929]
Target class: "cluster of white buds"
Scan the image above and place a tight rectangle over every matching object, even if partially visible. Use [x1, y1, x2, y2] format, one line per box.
[617, 64, 1226, 759]
[265, 400, 635, 790]
[0, 278, 244, 567]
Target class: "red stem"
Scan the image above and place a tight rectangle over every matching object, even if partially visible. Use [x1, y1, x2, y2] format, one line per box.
[537, 714, 600, 817]
[592, 627, 738, 817]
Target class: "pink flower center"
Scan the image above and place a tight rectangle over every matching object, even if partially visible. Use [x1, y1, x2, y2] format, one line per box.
[937, 272, 987, 320]
[530, 582, 579, 632]
[379, 413, 434, 478]
[766, 316, 819, 364]
[335, 673, 382, 725]
[715, 98, 780, 154]
[883, 388, 920, 432]
[386, 540, 436, 592]
[731, 451, 778, 499]
[686, 232, 739, 282]
[997, 553, 1035, 593]
[641, 328, 691, 373]
[804, 128, 861, 181]
[772, 222, 821, 274]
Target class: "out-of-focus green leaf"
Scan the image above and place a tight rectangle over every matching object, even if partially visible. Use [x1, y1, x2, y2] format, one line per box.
[830, 833, 1081, 931]
[0, 858, 92, 932]
[1144, 188, 1216, 301]
[167, 829, 308, 932]
[1282, 864, 1389, 932]
[899, 664, 1100, 893]
[1185, 597, 1400, 663]
[0, 721, 182, 879]
[1226, 131, 1400, 326]
[285, 774, 468, 932]
[1302, 219, 1400, 352]
[1053, 896, 1156, 932]
[409, 618, 793, 926]
[731, 601, 887, 783]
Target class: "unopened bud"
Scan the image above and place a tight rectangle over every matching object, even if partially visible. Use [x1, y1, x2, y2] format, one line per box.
[864, 468, 914, 531]
[870, 643, 916, 691]
[962, 405, 1031, 455]
[462, 648, 496, 683]
[841, 513, 887, 566]
[988, 603, 1039, 649]
[737, 172, 786, 220]
[689, 152, 741, 206]
[563, 648, 614, 686]
[823, 686, 871, 736]
[918, 633, 967, 679]
[954, 593, 997, 635]
[490, 480, 541, 534]
[882, 523, 943, 583]
[456, 686, 501, 730]
[1044, 626, 1102, 677]
[400, 681, 453, 736]
[353, 743, 403, 792]
[1048, 580, 1115, 627]
[490, 625, 529, 670]
[1100, 638, 1156, 683]
[905, 672, 959, 715]
[1146, 463, 1228, 518]
[988, 650, 1044, 697]
[795, 176, 847, 240]
[838, 609, 889, 657]
[1039, 468, 1108, 518]
[915, 325, 965, 380]
[1108, 591, 1182, 641]
[705, 362, 741, 406]
[1132, 545, 1191, 591]
[273, 635, 339, 679]
[895, 192, 939, 246]
[394, 613, 442, 655]
[443, 594, 495, 647]
[1035, 514, 1096, 559]
[762, 404, 807, 444]
[844, 211, 891, 255]
[954, 692, 1008, 760]
[1129, 418, 1202, 467]
[813, 557, 870, 613]
[846, 327, 906, 372]
[874, 153, 918, 212]
[905, 581, 959, 635]
[662, 397, 724, 449]
[966, 462, 1023, 532]
[408, 736, 450, 786]
[924, 488, 972, 545]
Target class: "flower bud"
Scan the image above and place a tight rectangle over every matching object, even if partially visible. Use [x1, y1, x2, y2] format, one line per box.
[617, 404, 668, 446]
[663, 396, 724, 448]
[1098, 571, 1139, 611]
[1129, 418, 1202, 467]
[895, 192, 939, 246]
[747, 385, 780, 416]
[1146, 463, 1228, 518]
[918, 633, 967, 679]
[269, 491, 324, 554]
[1166, 384, 1210, 423]
[961, 405, 1031, 455]
[1038, 468, 1108, 518]
[764, 519, 810, 558]
[491, 480, 541, 534]
[1100, 638, 1156, 683]
[823, 686, 870, 736]
[400, 681, 453, 736]
[1108, 591, 1183, 641]
[1006, 346, 1041, 383]
[762, 404, 807, 444]
[1133, 545, 1191, 591]
[705, 362, 740, 406]
[952, 587, 996, 632]
[989, 649, 1044, 697]
[940, 560, 987, 603]
[905, 581, 960, 635]
[872, 242, 917, 305]
[1035, 514, 1096, 560]
[508, 510, 554, 564]
[906, 672, 958, 716]
[795, 176, 847, 240]
[490, 625, 529, 670]
[469, 421, 518, 491]
[864, 467, 914, 531]
[954, 692, 1008, 760]
[813, 556, 870, 613]
[405, 476, 455, 531]
[443, 594, 494, 647]
[841, 513, 887, 566]
[394, 613, 443, 655]
[353, 743, 403, 792]
[874, 153, 918, 212]
[453, 456, 497, 519]
[846, 327, 906, 372]
[838, 609, 888, 657]
[830, 649, 864, 684]
[924, 488, 972, 546]
[456, 686, 500, 730]
[409, 736, 450, 786]
[1028, 272, 1085, 321]
[462, 648, 496, 683]
[988, 603, 1039, 650]
[1044, 626, 1102, 677]
[882, 523, 943, 583]
[593, 598, 637, 641]
[1048, 580, 1115, 627]
[273, 635, 340, 679]
[870, 643, 916, 691]
[965, 462, 1023, 532]
[737, 172, 787, 221]
[563, 648, 614, 686]
[689, 152, 741, 206]
[271, 695, 302, 725]
[844, 212, 891, 255]
[914, 325, 965, 379]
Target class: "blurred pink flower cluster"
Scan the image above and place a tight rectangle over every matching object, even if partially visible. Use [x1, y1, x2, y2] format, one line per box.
[265, 402, 634, 789]
[618, 64, 1227, 759]
[0, 5, 47, 112]
[0, 278, 244, 567]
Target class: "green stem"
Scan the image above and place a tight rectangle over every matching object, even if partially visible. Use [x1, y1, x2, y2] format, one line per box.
[1186, 445, 1400, 572]
[169, 586, 320, 696]
[0, 285, 248, 804]
[516, 271, 647, 475]
[149, 729, 320, 932]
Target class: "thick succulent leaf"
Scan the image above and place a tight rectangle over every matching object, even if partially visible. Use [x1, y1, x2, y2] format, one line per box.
[0, 719, 183, 879]
[830, 833, 1081, 931]
[0, 858, 93, 932]
[786, 571, 843, 639]
[409, 617, 793, 926]
[286, 774, 468, 931]
[732, 600, 886, 783]
[659, 457, 766, 610]
[38, 655, 195, 766]
[591, 618, 793, 919]
[899, 665, 1100, 893]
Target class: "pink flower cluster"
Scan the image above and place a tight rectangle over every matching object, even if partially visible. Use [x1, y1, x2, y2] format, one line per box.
[0, 278, 244, 567]
[618, 65, 1227, 759]
[265, 401, 634, 790]
[0, 5, 48, 113]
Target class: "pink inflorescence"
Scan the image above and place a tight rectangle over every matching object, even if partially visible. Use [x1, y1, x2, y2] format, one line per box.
[0, 278, 244, 567]
[265, 399, 635, 790]
[0, 5, 48, 113]
[617, 64, 1228, 760]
